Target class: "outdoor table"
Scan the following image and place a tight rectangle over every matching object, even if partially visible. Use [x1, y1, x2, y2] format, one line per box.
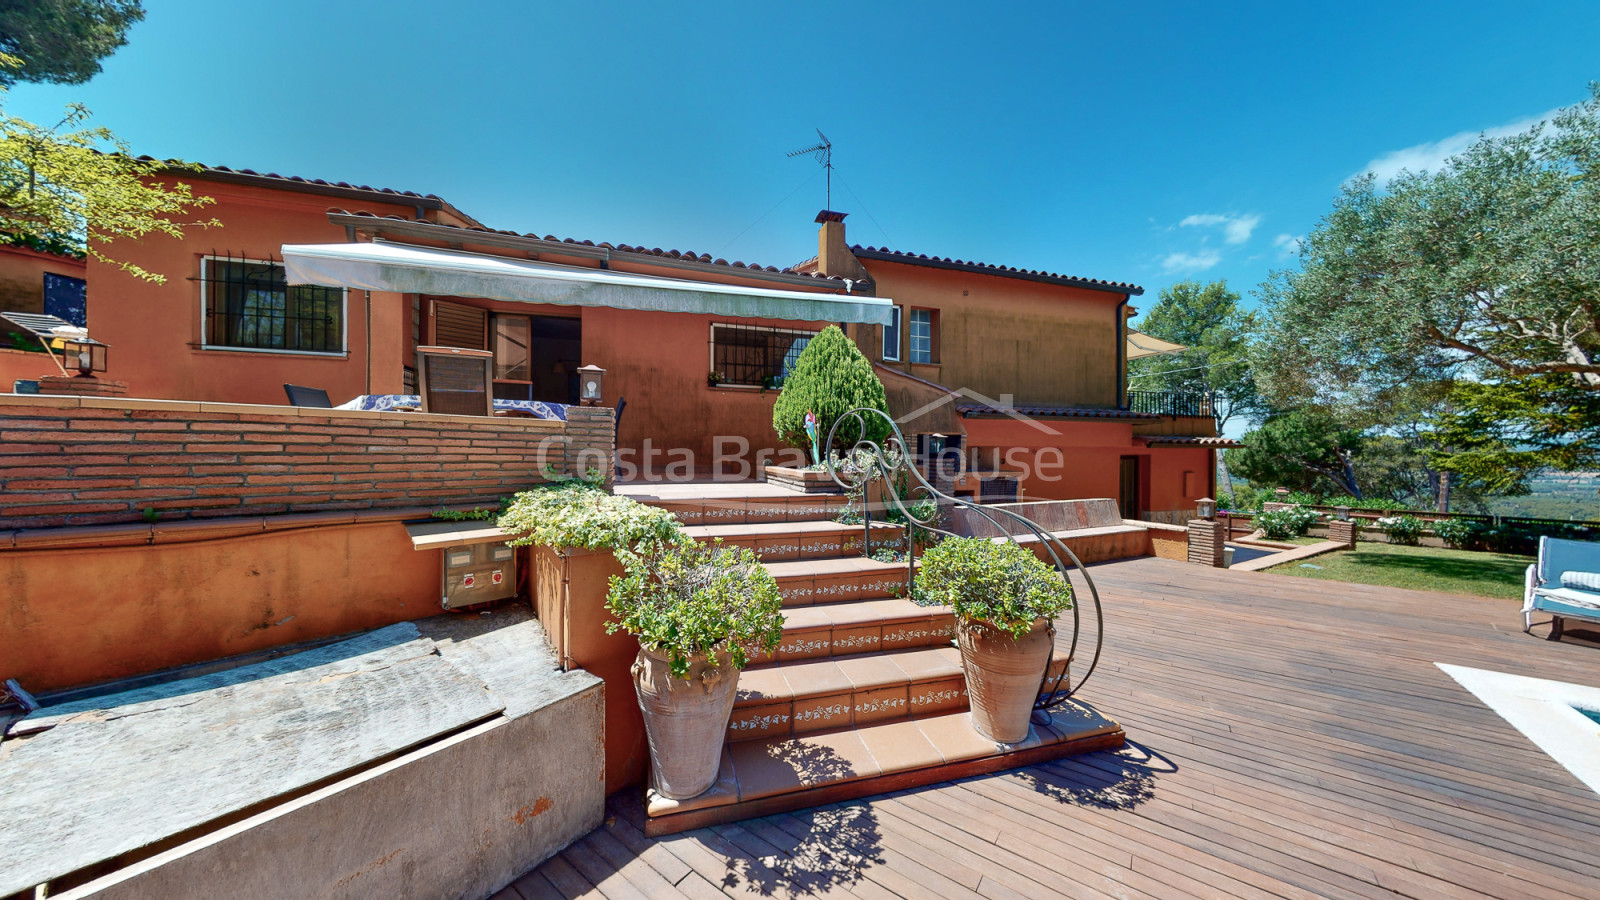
[336, 394, 569, 421]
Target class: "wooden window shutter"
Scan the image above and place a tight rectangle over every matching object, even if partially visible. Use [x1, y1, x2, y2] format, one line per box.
[433, 299, 488, 349]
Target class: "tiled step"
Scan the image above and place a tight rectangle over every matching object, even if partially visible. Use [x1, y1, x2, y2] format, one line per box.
[639, 494, 849, 526]
[765, 556, 915, 607]
[730, 644, 1074, 743]
[764, 597, 956, 662]
[729, 646, 969, 742]
[682, 520, 905, 563]
[643, 702, 1126, 836]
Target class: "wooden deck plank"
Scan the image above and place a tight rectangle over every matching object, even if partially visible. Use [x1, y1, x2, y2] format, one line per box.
[508, 556, 1600, 899]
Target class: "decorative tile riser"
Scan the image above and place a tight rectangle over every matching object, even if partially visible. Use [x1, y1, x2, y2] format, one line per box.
[644, 499, 847, 526]
[727, 676, 971, 742]
[756, 615, 958, 664]
[726, 653, 1068, 744]
[775, 573, 911, 607]
[694, 531, 905, 563]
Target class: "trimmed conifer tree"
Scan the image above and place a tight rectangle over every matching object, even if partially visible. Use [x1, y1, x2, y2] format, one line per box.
[772, 325, 892, 456]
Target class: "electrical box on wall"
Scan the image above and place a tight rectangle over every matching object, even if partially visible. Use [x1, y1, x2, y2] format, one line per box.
[442, 541, 517, 609]
[405, 520, 520, 610]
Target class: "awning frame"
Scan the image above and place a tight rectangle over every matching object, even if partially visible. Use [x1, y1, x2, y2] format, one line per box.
[281, 240, 895, 326]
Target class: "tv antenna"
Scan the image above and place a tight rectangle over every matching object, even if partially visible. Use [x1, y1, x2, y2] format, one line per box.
[787, 129, 833, 210]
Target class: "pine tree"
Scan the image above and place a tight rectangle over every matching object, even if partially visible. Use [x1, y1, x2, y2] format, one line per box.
[772, 325, 892, 455]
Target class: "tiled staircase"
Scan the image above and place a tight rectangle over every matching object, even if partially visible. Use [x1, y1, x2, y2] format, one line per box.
[626, 483, 1125, 837]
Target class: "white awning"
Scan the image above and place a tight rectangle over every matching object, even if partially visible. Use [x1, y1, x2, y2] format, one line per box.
[1126, 329, 1188, 360]
[281, 240, 894, 325]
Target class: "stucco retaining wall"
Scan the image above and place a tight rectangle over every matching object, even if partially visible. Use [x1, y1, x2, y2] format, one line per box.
[55, 673, 604, 900]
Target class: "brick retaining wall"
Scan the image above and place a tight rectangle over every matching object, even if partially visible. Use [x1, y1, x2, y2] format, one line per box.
[0, 395, 615, 530]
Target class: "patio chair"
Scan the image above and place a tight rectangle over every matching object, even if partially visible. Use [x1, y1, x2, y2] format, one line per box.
[283, 384, 333, 408]
[1524, 536, 1600, 640]
[415, 346, 494, 417]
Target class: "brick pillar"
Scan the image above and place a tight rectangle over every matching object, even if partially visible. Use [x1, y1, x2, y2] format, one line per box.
[37, 375, 127, 397]
[563, 406, 616, 487]
[1187, 518, 1226, 567]
[1327, 519, 1357, 548]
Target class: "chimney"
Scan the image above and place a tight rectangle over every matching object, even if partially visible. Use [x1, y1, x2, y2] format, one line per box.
[814, 210, 869, 281]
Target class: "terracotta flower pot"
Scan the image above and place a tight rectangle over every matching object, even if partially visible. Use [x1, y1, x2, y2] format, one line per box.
[631, 645, 738, 799]
[957, 617, 1055, 743]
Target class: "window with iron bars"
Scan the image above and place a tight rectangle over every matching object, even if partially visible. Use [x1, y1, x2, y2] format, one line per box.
[202, 255, 345, 354]
[708, 323, 817, 387]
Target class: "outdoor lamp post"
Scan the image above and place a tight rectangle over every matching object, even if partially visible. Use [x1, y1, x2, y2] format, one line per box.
[62, 338, 108, 377]
[576, 365, 606, 406]
[1335, 505, 1351, 521]
[1196, 497, 1217, 520]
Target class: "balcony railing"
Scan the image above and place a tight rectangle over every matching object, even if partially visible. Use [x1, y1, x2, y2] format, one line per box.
[1128, 390, 1215, 418]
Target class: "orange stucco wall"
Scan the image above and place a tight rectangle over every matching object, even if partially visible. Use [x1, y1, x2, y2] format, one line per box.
[862, 258, 1127, 408]
[0, 348, 58, 388]
[960, 417, 1212, 514]
[0, 244, 85, 316]
[1147, 445, 1215, 515]
[962, 418, 1137, 502]
[87, 179, 415, 405]
[1, 521, 438, 692]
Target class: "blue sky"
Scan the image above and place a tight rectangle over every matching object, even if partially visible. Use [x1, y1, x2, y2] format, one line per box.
[8, 0, 1600, 318]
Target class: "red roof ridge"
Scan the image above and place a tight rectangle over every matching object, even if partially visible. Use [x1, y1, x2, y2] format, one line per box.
[325, 210, 849, 282]
[850, 244, 1142, 294]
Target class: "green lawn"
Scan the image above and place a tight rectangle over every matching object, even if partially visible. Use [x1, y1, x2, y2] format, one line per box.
[1268, 542, 1532, 600]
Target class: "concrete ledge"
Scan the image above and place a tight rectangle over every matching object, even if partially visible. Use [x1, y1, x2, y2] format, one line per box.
[47, 614, 605, 900]
[1231, 540, 1347, 573]
[58, 687, 604, 900]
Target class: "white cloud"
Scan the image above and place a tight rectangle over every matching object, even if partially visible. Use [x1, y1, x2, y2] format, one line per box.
[1272, 233, 1304, 259]
[1355, 106, 1566, 184]
[1179, 213, 1260, 245]
[1160, 250, 1222, 273]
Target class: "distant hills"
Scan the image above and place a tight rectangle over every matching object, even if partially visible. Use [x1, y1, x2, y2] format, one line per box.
[1490, 471, 1599, 522]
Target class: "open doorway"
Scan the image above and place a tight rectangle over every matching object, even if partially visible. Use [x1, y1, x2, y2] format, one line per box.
[1118, 455, 1143, 520]
[490, 313, 582, 404]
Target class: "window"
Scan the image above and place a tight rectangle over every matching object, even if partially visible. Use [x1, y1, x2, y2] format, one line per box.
[43, 273, 86, 327]
[882, 306, 902, 361]
[202, 257, 344, 353]
[710, 323, 816, 387]
[491, 315, 531, 381]
[909, 308, 937, 364]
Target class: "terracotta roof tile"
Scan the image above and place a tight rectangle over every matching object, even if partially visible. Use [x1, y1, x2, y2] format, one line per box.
[955, 403, 1160, 421]
[329, 210, 849, 282]
[1141, 436, 1241, 447]
[850, 245, 1142, 295]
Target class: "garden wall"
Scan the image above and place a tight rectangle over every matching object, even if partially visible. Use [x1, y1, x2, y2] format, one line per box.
[0, 394, 617, 691]
[0, 394, 615, 531]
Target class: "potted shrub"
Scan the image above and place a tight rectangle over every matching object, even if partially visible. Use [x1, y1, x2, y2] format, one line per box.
[913, 537, 1074, 743]
[605, 539, 784, 799]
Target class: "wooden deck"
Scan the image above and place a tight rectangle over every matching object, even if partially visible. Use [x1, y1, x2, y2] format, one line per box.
[498, 556, 1600, 900]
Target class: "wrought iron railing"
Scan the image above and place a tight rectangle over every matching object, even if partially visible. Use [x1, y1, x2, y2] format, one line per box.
[824, 408, 1105, 712]
[1128, 389, 1214, 418]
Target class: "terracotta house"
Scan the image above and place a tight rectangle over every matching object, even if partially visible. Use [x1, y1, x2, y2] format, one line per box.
[8, 164, 1227, 518]
[0, 242, 88, 386]
[795, 211, 1228, 522]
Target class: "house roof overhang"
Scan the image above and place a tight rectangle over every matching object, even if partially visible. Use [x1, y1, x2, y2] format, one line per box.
[327, 211, 864, 294]
[850, 246, 1144, 296]
[956, 403, 1160, 421]
[1140, 436, 1242, 448]
[281, 240, 896, 325]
